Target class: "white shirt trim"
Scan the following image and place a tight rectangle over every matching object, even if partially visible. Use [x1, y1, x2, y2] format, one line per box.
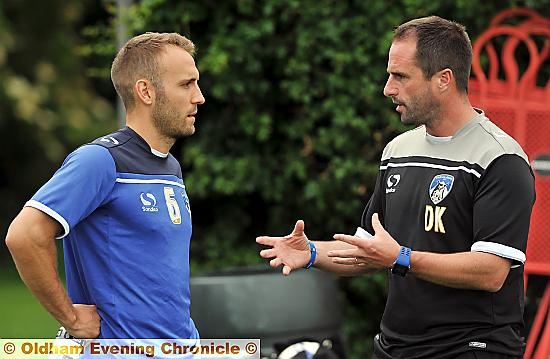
[426, 133, 453, 143]
[115, 178, 185, 189]
[150, 148, 169, 158]
[25, 200, 70, 239]
[381, 162, 482, 178]
[471, 241, 526, 264]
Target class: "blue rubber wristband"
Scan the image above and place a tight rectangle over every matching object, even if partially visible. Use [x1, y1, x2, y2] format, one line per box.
[394, 246, 411, 267]
[305, 241, 317, 269]
[391, 246, 411, 277]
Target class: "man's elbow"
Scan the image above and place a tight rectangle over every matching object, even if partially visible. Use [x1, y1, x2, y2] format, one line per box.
[5, 213, 42, 256]
[6, 208, 59, 255]
[5, 222, 27, 256]
[484, 279, 504, 293]
[477, 256, 513, 293]
[482, 270, 510, 293]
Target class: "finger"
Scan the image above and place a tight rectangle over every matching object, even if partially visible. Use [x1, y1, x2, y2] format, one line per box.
[327, 249, 360, 258]
[270, 258, 282, 268]
[331, 257, 360, 266]
[371, 213, 386, 235]
[256, 236, 283, 246]
[282, 265, 292, 276]
[333, 233, 361, 246]
[260, 248, 277, 259]
[291, 220, 305, 236]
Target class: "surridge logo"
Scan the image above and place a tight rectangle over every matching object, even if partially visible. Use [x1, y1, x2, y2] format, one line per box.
[140, 192, 159, 212]
[386, 174, 401, 193]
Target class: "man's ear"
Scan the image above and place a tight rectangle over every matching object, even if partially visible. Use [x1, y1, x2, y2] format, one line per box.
[134, 79, 154, 105]
[437, 68, 453, 92]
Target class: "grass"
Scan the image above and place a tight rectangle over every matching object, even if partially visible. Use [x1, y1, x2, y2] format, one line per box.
[0, 272, 59, 338]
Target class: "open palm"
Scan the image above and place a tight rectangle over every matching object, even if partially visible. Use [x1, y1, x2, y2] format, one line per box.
[256, 220, 311, 276]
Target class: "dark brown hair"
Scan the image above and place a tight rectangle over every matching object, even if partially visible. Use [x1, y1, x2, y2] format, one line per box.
[394, 16, 472, 92]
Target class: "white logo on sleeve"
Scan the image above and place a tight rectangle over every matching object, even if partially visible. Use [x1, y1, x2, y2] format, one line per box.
[140, 192, 159, 212]
[100, 136, 120, 145]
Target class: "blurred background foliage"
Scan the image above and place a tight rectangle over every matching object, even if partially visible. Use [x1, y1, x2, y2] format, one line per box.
[1, 0, 550, 357]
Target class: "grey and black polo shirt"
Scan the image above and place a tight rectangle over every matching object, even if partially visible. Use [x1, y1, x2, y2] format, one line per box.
[363, 111, 535, 358]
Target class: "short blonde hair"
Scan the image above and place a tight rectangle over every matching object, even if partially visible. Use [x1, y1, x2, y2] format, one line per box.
[111, 32, 196, 111]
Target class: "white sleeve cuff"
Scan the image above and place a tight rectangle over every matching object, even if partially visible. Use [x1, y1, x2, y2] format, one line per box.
[471, 241, 525, 264]
[25, 200, 70, 239]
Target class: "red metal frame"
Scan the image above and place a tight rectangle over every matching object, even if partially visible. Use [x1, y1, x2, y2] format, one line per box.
[469, 8, 550, 359]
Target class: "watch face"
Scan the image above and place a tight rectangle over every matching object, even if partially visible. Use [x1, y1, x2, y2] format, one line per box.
[391, 264, 409, 277]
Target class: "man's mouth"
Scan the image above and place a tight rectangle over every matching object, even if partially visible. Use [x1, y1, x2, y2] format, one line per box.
[392, 102, 403, 112]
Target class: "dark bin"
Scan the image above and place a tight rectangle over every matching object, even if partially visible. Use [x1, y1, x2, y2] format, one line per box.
[190, 265, 345, 358]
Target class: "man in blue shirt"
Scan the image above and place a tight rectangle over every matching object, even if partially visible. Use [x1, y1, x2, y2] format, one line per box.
[6, 32, 205, 339]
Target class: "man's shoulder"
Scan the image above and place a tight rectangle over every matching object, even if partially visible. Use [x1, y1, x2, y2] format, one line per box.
[58, 143, 117, 185]
[90, 128, 133, 149]
[462, 116, 530, 169]
[391, 125, 425, 143]
[477, 117, 528, 160]
[381, 125, 425, 160]
[86, 127, 145, 170]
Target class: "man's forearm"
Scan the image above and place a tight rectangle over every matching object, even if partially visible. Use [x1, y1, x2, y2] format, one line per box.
[6, 210, 77, 327]
[410, 250, 511, 292]
[13, 251, 77, 326]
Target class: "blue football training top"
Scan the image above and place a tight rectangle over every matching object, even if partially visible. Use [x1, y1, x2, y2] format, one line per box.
[26, 127, 198, 339]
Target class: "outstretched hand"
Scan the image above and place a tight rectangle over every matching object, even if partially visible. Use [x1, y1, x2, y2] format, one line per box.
[256, 220, 311, 276]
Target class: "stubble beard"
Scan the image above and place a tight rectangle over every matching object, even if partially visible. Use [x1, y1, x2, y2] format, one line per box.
[152, 92, 195, 140]
[400, 89, 441, 128]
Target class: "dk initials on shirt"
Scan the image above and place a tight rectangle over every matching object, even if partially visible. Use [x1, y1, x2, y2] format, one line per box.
[425, 205, 446, 233]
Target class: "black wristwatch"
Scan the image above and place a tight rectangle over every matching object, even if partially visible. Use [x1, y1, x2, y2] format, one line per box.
[391, 246, 411, 277]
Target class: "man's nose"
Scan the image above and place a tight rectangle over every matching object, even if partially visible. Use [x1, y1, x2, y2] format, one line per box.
[383, 77, 396, 97]
[194, 85, 205, 105]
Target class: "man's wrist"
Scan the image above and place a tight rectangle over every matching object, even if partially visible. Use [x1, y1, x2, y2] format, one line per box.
[391, 246, 411, 277]
[304, 240, 316, 269]
[58, 307, 78, 330]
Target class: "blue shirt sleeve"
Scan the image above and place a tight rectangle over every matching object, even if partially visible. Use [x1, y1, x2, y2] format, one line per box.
[26, 144, 116, 238]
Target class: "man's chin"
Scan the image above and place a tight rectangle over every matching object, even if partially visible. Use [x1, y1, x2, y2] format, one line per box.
[400, 115, 415, 125]
[179, 126, 195, 137]
[167, 127, 195, 139]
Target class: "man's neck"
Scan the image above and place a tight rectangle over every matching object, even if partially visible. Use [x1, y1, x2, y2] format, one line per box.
[425, 96, 478, 137]
[126, 112, 174, 153]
